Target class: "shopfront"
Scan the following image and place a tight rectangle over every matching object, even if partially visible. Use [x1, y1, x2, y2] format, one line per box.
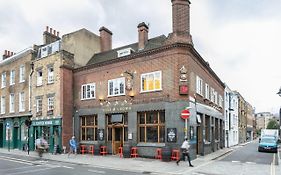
[29, 118, 62, 153]
[1, 116, 30, 150]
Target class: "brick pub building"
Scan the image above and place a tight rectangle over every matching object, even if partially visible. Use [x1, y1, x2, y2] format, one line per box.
[72, 0, 225, 159]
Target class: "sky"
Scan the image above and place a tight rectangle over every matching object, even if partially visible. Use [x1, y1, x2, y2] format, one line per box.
[0, 0, 280, 114]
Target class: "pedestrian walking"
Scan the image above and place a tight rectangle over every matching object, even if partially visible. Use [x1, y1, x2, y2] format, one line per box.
[176, 137, 194, 167]
[68, 136, 77, 157]
[35, 137, 49, 158]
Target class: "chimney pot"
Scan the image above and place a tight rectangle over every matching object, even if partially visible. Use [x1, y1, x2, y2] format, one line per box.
[50, 28, 53, 34]
[57, 31, 59, 37]
[54, 30, 56, 35]
[46, 26, 49, 32]
[7, 51, 10, 56]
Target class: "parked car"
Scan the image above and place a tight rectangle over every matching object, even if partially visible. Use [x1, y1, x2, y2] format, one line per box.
[258, 136, 278, 153]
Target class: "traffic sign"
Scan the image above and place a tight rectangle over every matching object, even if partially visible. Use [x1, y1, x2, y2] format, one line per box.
[181, 109, 190, 119]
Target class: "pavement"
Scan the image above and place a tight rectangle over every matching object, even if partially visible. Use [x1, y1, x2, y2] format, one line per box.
[0, 142, 280, 175]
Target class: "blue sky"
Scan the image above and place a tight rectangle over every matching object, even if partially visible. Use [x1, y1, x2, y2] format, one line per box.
[0, 0, 280, 114]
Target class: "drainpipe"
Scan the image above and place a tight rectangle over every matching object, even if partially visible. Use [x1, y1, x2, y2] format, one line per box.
[29, 62, 34, 111]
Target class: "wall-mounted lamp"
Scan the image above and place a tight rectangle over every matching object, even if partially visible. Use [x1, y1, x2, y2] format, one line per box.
[121, 70, 136, 79]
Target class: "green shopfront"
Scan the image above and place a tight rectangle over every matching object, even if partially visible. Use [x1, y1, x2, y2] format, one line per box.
[30, 118, 62, 153]
[1, 116, 31, 150]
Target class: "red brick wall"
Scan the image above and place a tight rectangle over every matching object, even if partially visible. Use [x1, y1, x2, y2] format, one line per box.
[73, 45, 224, 114]
[60, 67, 73, 147]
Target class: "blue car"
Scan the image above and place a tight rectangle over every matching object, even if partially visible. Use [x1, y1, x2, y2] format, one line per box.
[258, 136, 278, 153]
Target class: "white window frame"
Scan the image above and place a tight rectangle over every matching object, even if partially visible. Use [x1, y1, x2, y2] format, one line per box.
[140, 71, 162, 93]
[205, 83, 210, 99]
[19, 65, 25, 83]
[108, 77, 125, 97]
[210, 88, 215, 102]
[1, 72, 6, 88]
[10, 70, 15, 85]
[196, 76, 203, 96]
[47, 66, 54, 84]
[36, 97, 42, 113]
[47, 96, 54, 111]
[81, 83, 96, 100]
[19, 92, 25, 112]
[214, 91, 218, 104]
[219, 95, 223, 107]
[37, 69, 43, 86]
[0, 96, 5, 114]
[9, 93, 15, 113]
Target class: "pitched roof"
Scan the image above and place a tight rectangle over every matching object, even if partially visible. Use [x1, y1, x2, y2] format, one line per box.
[86, 35, 167, 65]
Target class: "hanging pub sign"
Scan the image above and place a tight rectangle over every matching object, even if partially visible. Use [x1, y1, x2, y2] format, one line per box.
[98, 129, 104, 141]
[167, 128, 177, 142]
[179, 85, 188, 95]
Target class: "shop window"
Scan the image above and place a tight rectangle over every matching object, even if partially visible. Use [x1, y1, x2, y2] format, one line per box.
[80, 115, 98, 141]
[141, 71, 162, 92]
[137, 110, 165, 143]
[205, 116, 210, 142]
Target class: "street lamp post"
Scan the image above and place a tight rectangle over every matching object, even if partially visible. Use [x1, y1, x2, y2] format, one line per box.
[277, 87, 281, 139]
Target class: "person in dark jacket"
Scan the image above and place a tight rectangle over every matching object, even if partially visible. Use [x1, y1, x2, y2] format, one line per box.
[176, 137, 194, 167]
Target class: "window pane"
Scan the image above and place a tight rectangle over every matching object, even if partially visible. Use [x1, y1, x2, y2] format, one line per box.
[86, 116, 94, 125]
[139, 127, 145, 142]
[142, 77, 146, 91]
[146, 126, 158, 142]
[159, 126, 165, 143]
[82, 128, 86, 140]
[139, 113, 145, 124]
[159, 111, 165, 123]
[81, 117, 85, 126]
[147, 74, 154, 90]
[107, 127, 112, 141]
[86, 128, 94, 141]
[124, 127, 128, 141]
[147, 112, 157, 124]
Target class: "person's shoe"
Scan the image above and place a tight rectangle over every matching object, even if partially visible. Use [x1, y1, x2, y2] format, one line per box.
[189, 165, 194, 167]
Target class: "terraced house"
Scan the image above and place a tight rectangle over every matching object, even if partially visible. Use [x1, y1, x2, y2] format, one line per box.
[73, 0, 225, 159]
[0, 48, 34, 150]
[28, 26, 101, 152]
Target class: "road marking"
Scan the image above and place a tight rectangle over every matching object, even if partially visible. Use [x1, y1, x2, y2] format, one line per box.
[61, 165, 74, 169]
[6, 167, 55, 175]
[88, 169, 106, 174]
[231, 161, 240, 163]
[270, 154, 276, 175]
[245, 162, 256, 164]
[0, 157, 33, 165]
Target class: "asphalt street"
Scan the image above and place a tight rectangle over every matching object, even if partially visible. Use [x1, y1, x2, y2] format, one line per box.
[0, 154, 145, 175]
[220, 140, 276, 165]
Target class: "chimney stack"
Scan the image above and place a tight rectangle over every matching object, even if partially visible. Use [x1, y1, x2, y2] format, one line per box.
[137, 22, 149, 50]
[43, 26, 61, 45]
[99, 26, 112, 52]
[2, 50, 14, 60]
[169, 0, 193, 44]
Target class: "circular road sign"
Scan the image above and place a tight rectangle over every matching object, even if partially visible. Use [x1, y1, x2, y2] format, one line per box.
[181, 109, 190, 119]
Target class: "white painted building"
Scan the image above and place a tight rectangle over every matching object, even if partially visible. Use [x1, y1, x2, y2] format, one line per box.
[224, 85, 239, 147]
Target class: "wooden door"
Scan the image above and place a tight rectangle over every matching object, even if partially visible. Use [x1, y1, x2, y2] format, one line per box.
[112, 127, 123, 154]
